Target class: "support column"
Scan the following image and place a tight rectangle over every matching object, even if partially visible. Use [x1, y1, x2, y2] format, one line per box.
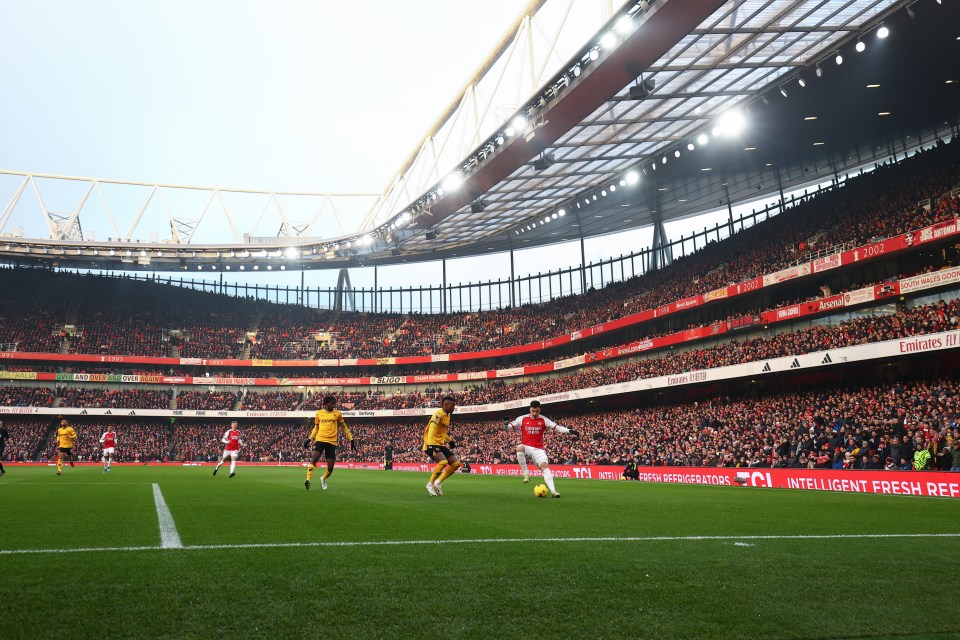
[334, 268, 356, 312]
[648, 218, 673, 272]
[509, 249, 515, 307]
[724, 184, 735, 235]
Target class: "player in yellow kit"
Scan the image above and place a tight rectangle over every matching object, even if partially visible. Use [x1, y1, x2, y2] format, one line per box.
[55, 419, 77, 476]
[304, 396, 355, 491]
[423, 396, 462, 496]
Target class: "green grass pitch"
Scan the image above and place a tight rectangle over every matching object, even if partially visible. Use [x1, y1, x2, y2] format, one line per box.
[1, 465, 959, 639]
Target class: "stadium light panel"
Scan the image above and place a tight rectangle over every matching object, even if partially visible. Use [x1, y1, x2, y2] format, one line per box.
[615, 16, 632, 35]
[442, 173, 463, 192]
[718, 110, 746, 136]
[835, 52, 843, 65]
[600, 32, 616, 49]
[856, 39, 865, 52]
[510, 115, 527, 132]
[697, 133, 709, 145]
[877, 24, 889, 38]
[625, 171, 639, 185]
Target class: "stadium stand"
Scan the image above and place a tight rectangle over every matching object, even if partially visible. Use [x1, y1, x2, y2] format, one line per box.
[0, 142, 957, 362]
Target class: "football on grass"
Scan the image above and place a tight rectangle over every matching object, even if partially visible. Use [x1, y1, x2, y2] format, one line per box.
[534, 483, 548, 498]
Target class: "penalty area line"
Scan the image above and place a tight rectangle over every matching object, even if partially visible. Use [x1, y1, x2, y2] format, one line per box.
[2, 532, 960, 556]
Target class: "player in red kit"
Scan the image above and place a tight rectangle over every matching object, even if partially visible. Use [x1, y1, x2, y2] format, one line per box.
[99, 428, 117, 473]
[213, 421, 243, 478]
[507, 400, 579, 497]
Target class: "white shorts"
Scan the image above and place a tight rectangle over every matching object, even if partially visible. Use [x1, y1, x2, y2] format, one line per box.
[102, 447, 115, 456]
[222, 450, 239, 460]
[519, 445, 549, 467]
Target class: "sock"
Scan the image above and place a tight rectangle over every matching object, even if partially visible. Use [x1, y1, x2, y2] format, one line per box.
[436, 461, 462, 484]
[229, 461, 236, 474]
[69, 457, 74, 467]
[57, 458, 62, 473]
[0, 460, 5, 473]
[322, 469, 331, 480]
[516, 452, 529, 475]
[428, 462, 446, 484]
[215, 461, 223, 470]
[542, 468, 557, 494]
[307, 465, 315, 480]
[107, 457, 111, 470]
[103, 458, 108, 470]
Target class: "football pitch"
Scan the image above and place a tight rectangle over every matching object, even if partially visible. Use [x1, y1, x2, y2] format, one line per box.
[1, 466, 959, 640]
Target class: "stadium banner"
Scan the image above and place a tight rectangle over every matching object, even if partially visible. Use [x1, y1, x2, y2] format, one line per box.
[763, 262, 812, 287]
[554, 354, 586, 370]
[704, 287, 729, 302]
[811, 252, 843, 274]
[0, 371, 37, 380]
[5, 460, 957, 497]
[0, 218, 957, 373]
[4, 329, 959, 417]
[727, 276, 763, 297]
[911, 217, 960, 245]
[843, 286, 877, 306]
[899, 265, 960, 295]
[388, 463, 960, 498]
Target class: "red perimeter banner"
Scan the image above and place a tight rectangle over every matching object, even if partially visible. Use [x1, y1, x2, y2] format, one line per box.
[390, 463, 960, 498]
[14, 462, 958, 497]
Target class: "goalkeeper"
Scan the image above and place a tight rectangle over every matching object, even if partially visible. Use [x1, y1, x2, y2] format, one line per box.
[303, 396, 355, 491]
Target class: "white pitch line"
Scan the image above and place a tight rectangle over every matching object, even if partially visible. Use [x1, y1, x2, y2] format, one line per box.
[2, 532, 959, 556]
[151, 483, 183, 549]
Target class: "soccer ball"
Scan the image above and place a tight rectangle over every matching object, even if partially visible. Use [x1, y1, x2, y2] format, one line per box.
[533, 483, 548, 498]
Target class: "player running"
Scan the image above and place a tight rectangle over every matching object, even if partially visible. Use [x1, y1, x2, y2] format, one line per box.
[55, 419, 77, 476]
[508, 400, 580, 498]
[99, 427, 117, 473]
[423, 396, 461, 496]
[0, 421, 8, 477]
[213, 421, 243, 478]
[304, 396, 355, 491]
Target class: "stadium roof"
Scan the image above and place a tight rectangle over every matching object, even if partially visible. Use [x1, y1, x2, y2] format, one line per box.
[1, 0, 957, 272]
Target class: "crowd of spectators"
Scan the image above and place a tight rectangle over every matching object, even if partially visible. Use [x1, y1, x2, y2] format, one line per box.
[176, 391, 238, 411]
[2, 294, 956, 415]
[241, 391, 304, 411]
[339, 379, 960, 473]
[56, 387, 172, 409]
[169, 421, 300, 462]
[5, 378, 959, 472]
[0, 419, 50, 461]
[0, 142, 956, 362]
[0, 386, 54, 407]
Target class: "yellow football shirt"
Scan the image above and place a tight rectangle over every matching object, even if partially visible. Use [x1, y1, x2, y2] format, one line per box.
[310, 408, 353, 445]
[422, 408, 452, 449]
[57, 426, 77, 449]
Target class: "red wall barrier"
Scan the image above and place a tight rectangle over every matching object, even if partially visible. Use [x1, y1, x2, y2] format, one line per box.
[10, 461, 958, 497]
